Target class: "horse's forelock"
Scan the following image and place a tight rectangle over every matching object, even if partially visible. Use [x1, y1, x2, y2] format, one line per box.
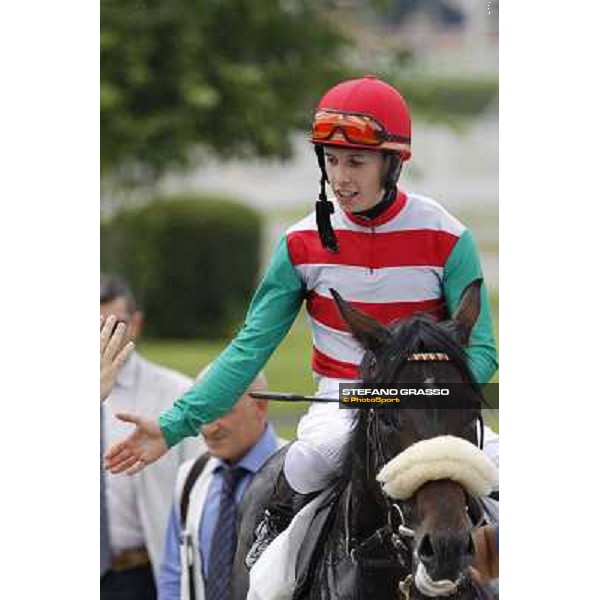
[359, 314, 475, 387]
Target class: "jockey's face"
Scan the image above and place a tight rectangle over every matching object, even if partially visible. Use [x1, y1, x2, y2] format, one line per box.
[324, 146, 386, 213]
[100, 296, 143, 346]
[201, 393, 268, 463]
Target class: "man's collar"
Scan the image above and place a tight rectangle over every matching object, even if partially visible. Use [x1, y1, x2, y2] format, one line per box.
[213, 423, 279, 475]
[115, 351, 139, 389]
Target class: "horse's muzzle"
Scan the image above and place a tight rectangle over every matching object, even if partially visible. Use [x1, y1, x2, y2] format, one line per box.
[415, 531, 474, 595]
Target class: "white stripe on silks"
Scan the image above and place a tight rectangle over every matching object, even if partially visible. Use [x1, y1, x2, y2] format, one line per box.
[376, 436, 499, 500]
[284, 195, 465, 236]
[329, 210, 368, 232]
[327, 196, 463, 235]
[334, 194, 465, 235]
[385, 195, 465, 236]
[285, 209, 358, 234]
[297, 264, 443, 302]
[309, 316, 363, 365]
[289, 209, 361, 233]
[286, 212, 318, 234]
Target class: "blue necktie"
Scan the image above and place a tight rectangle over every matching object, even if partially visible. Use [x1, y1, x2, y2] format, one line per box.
[100, 407, 111, 577]
[205, 466, 246, 600]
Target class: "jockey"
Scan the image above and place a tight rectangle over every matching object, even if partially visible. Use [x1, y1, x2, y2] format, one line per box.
[105, 75, 498, 565]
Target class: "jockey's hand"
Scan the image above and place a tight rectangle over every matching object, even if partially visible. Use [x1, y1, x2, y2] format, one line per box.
[104, 413, 168, 475]
[100, 314, 135, 402]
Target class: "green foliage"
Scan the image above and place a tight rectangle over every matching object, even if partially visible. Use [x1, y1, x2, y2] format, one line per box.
[101, 0, 497, 188]
[101, 195, 262, 338]
[101, 0, 346, 182]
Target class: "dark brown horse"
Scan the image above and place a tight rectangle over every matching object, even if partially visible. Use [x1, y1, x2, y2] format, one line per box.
[234, 279, 497, 599]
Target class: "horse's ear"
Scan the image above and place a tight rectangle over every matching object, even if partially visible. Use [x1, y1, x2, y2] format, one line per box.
[452, 278, 483, 344]
[330, 288, 390, 353]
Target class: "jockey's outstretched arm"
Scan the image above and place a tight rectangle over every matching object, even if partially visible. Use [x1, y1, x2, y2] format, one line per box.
[105, 236, 304, 474]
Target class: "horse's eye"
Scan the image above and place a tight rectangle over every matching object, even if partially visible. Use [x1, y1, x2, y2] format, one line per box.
[364, 352, 376, 368]
[368, 355, 379, 375]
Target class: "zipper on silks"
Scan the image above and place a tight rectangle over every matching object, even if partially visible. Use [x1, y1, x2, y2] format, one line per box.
[369, 226, 375, 274]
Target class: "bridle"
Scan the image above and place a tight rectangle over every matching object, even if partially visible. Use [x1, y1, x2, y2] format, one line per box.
[349, 352, 487, 599]
[347, 407, 416, 570]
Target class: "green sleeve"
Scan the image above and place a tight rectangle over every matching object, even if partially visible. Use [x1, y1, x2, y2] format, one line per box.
[158, 236, 305, 447]
[442, 229, 498, 383]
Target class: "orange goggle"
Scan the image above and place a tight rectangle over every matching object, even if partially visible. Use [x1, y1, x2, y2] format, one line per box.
[311, 110, 410, 151]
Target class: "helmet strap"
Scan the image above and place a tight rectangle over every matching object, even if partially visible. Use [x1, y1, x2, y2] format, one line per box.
[314, 145, 339, 253]
[382, 152, 403, 194]
[354, 185, 396, 219]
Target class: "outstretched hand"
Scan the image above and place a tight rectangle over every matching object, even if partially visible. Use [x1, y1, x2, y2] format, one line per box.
[100, 314, 135, 402]
[104, 412, 168, 475]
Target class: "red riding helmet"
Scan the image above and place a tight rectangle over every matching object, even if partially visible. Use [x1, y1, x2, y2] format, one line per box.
[310, 75, 411, 161]
[310, 76, 412, 254]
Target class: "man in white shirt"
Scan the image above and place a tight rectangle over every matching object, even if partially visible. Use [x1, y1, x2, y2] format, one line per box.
[101, 274, 203, 600]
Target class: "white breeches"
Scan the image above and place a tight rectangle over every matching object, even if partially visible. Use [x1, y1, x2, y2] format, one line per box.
[283, 377, 500, 495]
[284, 378, 357, 494]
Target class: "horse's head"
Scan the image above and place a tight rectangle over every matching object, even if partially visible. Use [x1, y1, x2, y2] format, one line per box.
[332, 279, 483, 453]
[332, 279, 497, 597]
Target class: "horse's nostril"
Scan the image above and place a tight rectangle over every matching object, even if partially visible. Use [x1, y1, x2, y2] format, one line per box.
[418, 534, 434, 561]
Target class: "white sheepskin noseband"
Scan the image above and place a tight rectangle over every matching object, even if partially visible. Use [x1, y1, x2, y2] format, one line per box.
[376, 435, 498, 500]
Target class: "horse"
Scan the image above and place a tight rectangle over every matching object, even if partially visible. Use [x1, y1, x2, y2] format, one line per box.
[233, 279, 498, 599]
